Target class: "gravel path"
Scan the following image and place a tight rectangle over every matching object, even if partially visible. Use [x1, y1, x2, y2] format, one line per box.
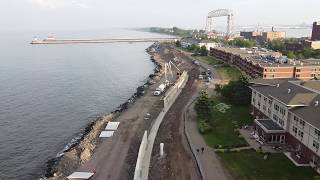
[149, 66, 201, 180]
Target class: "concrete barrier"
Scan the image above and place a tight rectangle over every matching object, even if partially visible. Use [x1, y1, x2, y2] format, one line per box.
[133, 71, 189, 180]
[133, 131, 148, 180]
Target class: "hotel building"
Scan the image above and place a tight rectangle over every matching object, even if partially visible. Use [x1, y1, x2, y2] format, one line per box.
[251, 79, 320, 169]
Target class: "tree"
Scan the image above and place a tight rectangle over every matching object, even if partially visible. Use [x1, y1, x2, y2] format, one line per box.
[220, 76, 251, 105]
[195, 91, 214, 120]
[215, 84, 222, 94]
[228, 38, 256, 48]
[267, 39, 285, 51]
[175, 40, 181, 47]
[286, 51, 296, 59]
[199, 46, 208, 56]
[187, 44, 200, 52]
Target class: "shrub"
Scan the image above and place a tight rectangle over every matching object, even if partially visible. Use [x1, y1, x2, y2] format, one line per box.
[221, 63, 230, 68]
[314, 176, 320, 180]
[198, 120, 212, 134]
[216, 149, 225, 153]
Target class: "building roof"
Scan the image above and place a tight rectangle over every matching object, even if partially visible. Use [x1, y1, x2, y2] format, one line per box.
[67, 172, 94, 179]
[99, 131, 114, 138]
[256, 119, 284, 131]
[213, 47, 320, 68]
[105, 122, 120, 131]
[300, 81, 320, 92]
[251, 79, 320, 128]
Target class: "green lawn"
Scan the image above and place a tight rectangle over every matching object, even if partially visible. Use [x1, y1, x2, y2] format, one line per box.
[216, 65, 242, 81]
[202, 98, 253, 148]
[218, 150, 317, 180]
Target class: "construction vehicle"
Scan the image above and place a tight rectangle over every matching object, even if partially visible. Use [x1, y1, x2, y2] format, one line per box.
[154, 84, 166, 96]
[154, 60, 181, 96]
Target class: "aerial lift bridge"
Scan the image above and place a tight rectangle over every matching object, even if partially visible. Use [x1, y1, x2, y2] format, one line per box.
[205, 9, 234, 38]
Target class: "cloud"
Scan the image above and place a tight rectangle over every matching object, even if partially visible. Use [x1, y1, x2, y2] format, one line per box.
[29, 0, 90, 9]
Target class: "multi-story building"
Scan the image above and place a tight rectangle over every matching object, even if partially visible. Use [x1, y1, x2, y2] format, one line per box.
[304, 40, 320, 50]
[210, 47, 320, 80]
[240, 31, 262, 40]
[198, 41, 220, 50]
[312, 22, 320, 41]
[251, 79, 320, 169]
[285, 42, 304, 51]
[262, 31, 286, 41]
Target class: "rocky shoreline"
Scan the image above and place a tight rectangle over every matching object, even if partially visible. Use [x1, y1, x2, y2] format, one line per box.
[42, 43, 163, 180]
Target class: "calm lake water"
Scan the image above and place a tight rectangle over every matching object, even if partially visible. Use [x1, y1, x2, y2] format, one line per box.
[0, 29, 169, 180]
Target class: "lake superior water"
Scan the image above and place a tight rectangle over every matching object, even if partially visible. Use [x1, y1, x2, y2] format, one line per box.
[0, 29, 170, 180]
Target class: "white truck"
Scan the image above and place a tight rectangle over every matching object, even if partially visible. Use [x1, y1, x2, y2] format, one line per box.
[154, 84, 166, 96]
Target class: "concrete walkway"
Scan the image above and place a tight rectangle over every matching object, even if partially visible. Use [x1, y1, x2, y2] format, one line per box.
[184, 90, 231, 180]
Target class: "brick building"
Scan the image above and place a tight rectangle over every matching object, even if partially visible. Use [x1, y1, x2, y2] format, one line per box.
[250, 79, 320, 170]
[285, 42, 304, 51]
[312, 22, 320, 41]
[240, 31, 262, 40]
[210, 47, 320, 80]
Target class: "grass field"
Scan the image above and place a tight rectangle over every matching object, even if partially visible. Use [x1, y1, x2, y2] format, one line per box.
[218, 150, 317, 180]
[195, 56, 241, 81]
[195, 56, 223, 66]
[202, 98, 253, 148]
[217, 66, 242, 81]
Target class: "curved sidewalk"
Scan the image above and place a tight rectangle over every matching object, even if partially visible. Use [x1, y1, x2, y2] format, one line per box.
[184, 92, 231, 180]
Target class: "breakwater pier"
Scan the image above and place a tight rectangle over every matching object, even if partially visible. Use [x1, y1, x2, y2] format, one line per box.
[30, 37, 179, 44]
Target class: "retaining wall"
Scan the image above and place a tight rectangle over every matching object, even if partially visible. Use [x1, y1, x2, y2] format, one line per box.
[133, 71, 189, 180]
[133, 131, 148, 180]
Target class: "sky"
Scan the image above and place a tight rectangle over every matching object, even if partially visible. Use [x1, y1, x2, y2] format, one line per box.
[0, 0, 319, 31]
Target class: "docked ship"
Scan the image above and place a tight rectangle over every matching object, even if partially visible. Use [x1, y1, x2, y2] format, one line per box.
[30, 36, 56, 44]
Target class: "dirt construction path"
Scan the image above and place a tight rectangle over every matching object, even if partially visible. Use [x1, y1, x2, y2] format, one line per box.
[149, 67, 201, 180]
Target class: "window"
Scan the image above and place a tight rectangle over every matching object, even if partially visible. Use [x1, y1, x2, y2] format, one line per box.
[293, 116, 299, 123]
[263, 105, 266, 111]
[292, 126, 298, 135]
[267, 108, 271, 114]
[299, 119, 305, 127]
[296, 74, 300, 78]
[269, 100, 272, 105]
[315, 129, 320, 138]
[278, 119, 284, 126]
[298, 130, 304, 139]
[258, 102, 261, 107]
[258, 94, 261, 98]
[274, 104, 279, 111]
[279, 108, 286, 116]
[296, 69, 301, 72]
[273, 114, 278, 122]
[313, 140, 319, 151]
[264, 97, 267, 101]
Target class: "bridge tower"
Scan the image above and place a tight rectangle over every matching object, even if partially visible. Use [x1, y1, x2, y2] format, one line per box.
[205, 9, 234, 38]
